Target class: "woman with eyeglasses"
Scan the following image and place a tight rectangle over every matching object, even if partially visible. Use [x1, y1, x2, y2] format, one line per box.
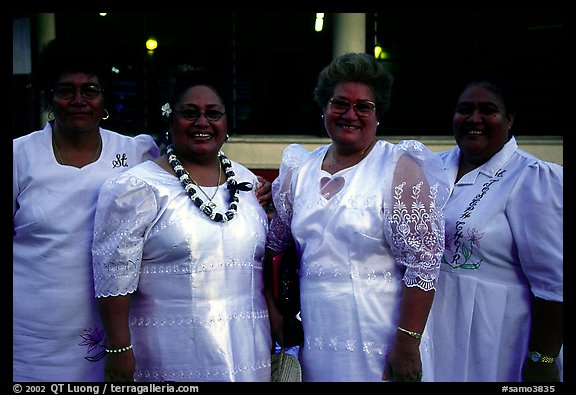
[263, 52, 450, 382]
[13, 39, 161, 381]
[91, 66, 274, 382]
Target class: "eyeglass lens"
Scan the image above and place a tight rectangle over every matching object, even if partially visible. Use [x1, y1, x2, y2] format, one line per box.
[177, 109, 225, 122]
[53, 84, 103, 100]
[329, 99, 375, 117]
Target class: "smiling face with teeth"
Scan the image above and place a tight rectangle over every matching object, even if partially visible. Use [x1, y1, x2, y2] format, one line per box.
[453, 81, 515, 169]
[170, 84, 228, 161]
[323, 81, 379, 153]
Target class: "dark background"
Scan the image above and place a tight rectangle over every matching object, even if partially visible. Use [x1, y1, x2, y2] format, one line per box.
[13, 12, 564, 138]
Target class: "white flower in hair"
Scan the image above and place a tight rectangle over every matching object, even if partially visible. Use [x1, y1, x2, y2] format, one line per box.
[161, 103, 172, 117]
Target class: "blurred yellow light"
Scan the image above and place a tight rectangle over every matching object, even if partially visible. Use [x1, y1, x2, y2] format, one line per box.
[374, 45, 389, 59]
[146, 39, 158, 51]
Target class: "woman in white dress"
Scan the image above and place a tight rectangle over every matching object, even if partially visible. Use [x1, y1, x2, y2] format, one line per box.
[430, 77, 563, 382]
[91, 67, 272, 382]
[264, 53, 450, 382]
[13, 39, 160, 382]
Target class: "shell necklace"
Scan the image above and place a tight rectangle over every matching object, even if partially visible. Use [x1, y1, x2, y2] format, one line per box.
[167, 144, 253, 222]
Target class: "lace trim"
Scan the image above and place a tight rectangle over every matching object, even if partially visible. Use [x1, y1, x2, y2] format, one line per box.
[302, 333, 433, 354]
[300, 261, 394, 284]
[129, 309, 269, 327]
[386, 181, 444, 290]
[302, 336, 391, 355]
[138, 258, 260, 275]
[134, 357, 271, 382]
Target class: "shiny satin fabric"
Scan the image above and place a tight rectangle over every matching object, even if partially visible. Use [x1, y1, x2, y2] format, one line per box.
[92, 160, 272, 382]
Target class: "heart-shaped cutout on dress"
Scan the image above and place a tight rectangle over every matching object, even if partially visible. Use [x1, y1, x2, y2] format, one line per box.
[319, 176, 345, 200]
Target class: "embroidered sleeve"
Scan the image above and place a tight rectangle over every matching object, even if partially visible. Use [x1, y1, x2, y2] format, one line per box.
[385, 140, 450, 291]
[92, 172, 158, 297]
[266, 144, 309, 252]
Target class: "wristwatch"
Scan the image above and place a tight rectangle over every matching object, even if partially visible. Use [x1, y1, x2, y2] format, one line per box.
[527, 351, 556, 363]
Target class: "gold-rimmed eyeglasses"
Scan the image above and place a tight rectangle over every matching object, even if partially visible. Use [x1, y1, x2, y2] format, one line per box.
[328, 98, 376, 118]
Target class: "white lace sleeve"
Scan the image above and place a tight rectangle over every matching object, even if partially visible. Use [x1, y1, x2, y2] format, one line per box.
[92, 172, 158, 297]
[266, 144, 310, 252]
[386, 140, 451, 291]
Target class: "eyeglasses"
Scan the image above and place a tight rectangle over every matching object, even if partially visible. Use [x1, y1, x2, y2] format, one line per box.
[51, 84, 104, 100]
[328, 98, 376, 118]
[175, 109, 226, 122]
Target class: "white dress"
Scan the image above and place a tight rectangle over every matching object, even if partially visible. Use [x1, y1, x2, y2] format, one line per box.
[267, 140, 450, 382]
[92, 160, 272, 382]
[13, 122, 160, 382]
[430, 137, 563, 382]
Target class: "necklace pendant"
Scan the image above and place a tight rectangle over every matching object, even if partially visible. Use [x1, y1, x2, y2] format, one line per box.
[207, 201, 217, 209]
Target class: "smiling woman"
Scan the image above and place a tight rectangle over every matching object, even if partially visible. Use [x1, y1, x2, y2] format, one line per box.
[429, 77, 563, 382]
[12, 38, 161, 382]
[263, 52, 451, 382]
[91, 66, 275, 382]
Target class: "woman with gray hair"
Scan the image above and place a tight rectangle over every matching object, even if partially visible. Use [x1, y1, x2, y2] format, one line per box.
[264, 52, 450, 382]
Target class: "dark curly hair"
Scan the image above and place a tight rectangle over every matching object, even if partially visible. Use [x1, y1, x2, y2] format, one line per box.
[459, 75, 516, 116]
[166, 65, 228, 111]
[313, 52, 393, 122]
[36, 38, 108, 112]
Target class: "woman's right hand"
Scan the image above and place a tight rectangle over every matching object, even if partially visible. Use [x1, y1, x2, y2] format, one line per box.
[269, 302, 286, 347]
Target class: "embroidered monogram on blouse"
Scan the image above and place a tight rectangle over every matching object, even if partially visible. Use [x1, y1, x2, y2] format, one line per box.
[442, 168, 506, 269]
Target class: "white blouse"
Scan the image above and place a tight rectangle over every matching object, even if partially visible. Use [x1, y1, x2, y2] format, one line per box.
[13, 123, 159, 382]
[267, 140, 450, 381]
[431, 136, 563, 382]
[92, 160, 272, 382]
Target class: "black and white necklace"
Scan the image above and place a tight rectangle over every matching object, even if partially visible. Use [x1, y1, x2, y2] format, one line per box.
[167, 144, 253, 222]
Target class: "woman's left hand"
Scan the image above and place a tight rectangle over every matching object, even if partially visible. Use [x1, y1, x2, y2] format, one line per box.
[256, 175, 274, 211]
[522, 359, 561, 382]
[382, 337, 423, 382]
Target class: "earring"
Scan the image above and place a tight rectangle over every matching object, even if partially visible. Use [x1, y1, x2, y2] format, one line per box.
[165, 130, 170, 142]
[225, 134, 230, 142]
[102, 109, 110, 120]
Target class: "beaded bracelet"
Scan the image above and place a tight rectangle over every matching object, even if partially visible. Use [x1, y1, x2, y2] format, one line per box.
[105, 344, 133, 353]
[397, 326, 422, 340]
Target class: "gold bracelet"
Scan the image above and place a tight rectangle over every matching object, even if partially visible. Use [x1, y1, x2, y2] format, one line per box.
[397, 326, 422, 340]
[105, 344, 133, 353]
